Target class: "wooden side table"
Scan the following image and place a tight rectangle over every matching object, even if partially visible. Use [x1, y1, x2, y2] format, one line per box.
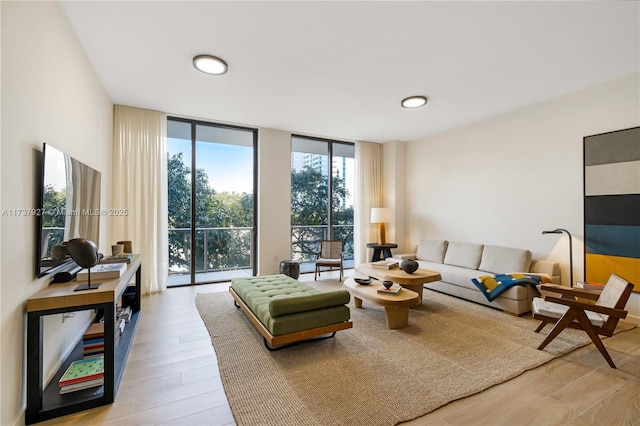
[366, 243, 398, 262]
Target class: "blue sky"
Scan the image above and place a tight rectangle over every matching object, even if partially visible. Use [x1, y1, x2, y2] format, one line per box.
[168, 138, 253, 194]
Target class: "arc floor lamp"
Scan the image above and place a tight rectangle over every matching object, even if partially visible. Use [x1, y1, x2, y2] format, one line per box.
[542, 228, 573, 287]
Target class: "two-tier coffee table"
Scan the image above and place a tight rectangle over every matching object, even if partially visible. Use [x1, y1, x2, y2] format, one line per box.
[356, 263, 442, 307]
[343, 277, 419, 329]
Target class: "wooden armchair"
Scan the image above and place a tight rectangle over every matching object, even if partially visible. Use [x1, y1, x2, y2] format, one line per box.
[315, 240, 344, 281]
[532, 274, 634, 368]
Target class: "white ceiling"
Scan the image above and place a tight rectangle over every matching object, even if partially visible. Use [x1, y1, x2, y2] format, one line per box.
[60, 1, 639, 143]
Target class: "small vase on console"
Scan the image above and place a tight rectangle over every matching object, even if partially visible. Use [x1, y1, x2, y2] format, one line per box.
[400, 259, 419, 274]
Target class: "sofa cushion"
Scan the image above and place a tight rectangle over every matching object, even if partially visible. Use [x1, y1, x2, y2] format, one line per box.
[479, 245, 532, 274]
[419, 261, 483, 290]
[443, 241, 484, 269]
[416, 239, 449, 263]
[419, 260, 532, 300]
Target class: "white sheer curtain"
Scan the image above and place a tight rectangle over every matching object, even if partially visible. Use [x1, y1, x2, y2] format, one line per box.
[354, 142, 383, 264]
[68, 161, 101, 243]
[112, 105, 168, 294]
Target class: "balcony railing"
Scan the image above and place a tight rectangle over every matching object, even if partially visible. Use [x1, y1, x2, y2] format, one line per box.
[168, 227, 253, 276]
[291, 224, 354, 263]
[168, 224, 355, 277]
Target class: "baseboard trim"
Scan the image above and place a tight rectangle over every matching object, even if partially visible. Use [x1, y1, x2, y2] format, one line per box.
[624, 314, 640, 326]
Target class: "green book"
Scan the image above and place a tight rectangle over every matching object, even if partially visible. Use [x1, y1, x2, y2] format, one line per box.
[59, 356, 104, 386]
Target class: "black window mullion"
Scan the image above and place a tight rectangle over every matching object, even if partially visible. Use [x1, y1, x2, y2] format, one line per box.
[190, 122, 197, 285]
[327, 142, 333, 240]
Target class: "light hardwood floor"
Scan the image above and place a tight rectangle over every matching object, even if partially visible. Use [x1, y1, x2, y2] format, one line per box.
[40, 271, 640, 426]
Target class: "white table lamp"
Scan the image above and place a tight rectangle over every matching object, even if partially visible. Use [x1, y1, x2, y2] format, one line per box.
[371, 208, 392, 245]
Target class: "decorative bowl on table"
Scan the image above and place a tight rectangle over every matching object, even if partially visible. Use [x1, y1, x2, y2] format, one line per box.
[354, 277, 373, 285]
[382, 280, 393, 289]
[400, 259, 419, 274]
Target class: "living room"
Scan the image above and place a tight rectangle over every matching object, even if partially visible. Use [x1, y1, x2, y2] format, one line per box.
[2, 1, 639, 425]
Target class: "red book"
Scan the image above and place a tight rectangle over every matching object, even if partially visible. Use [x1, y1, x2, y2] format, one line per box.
[83, 343, 104, 351]
[59, 372, 104, 387]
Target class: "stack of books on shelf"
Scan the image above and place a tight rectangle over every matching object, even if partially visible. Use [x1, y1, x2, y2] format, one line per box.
[83, 323, 104, 358]
[371, 260, 399, 269]
[58, 356, 104, 394]
[117, 305, 132, 323]
[77, 263, 127, 281]
[100, 253, 134, 264]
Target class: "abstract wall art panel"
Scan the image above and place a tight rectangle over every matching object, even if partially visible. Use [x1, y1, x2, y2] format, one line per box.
[584, 126, 640, 291]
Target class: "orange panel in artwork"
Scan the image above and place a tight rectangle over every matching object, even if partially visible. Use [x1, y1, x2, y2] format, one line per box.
[585, 253, 640, 292]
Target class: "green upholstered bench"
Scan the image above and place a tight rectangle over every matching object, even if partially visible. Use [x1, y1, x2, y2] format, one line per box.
[230, 274, 352, 350]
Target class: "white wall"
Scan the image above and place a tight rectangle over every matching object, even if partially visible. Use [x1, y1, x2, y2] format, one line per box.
[0, 1, 4, 422]
[382, 141, 408, 252]
[1, 2, 113, 424]
[404, 73, 640, 322]
[257, 128, 293, 274]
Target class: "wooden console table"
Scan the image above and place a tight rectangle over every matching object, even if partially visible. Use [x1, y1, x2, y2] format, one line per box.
[25, 255, 142, 424]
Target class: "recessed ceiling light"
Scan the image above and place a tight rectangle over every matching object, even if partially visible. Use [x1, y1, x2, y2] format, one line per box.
[193, 55, 228, 75]
[401, 96, 428, 108]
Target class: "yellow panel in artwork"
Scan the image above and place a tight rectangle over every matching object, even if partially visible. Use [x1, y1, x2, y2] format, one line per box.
[585, 253, 640, 292]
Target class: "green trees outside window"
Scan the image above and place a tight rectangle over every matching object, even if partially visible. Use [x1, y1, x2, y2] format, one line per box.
[168, 154, 354, 275]
[291, 165, 353, 262]
[167, 152, 253, 275]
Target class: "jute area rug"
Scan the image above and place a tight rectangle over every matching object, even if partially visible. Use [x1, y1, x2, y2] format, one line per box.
[195, 280, 618, 426]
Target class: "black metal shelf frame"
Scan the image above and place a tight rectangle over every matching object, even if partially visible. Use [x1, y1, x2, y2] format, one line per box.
[26, 263, 141, 424]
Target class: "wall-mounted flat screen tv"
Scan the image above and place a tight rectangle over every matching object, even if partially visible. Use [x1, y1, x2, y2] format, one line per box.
[37, 143, 101, 277]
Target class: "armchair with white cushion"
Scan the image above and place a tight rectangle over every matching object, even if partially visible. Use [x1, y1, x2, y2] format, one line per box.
[532, 273, 634, 368]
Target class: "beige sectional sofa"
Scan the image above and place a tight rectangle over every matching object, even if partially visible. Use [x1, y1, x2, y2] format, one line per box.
[394, 240, 560, 316]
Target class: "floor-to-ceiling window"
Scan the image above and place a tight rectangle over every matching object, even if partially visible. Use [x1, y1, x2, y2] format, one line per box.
[291, 136, 355, 273]
[167, 118, 257, 285]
